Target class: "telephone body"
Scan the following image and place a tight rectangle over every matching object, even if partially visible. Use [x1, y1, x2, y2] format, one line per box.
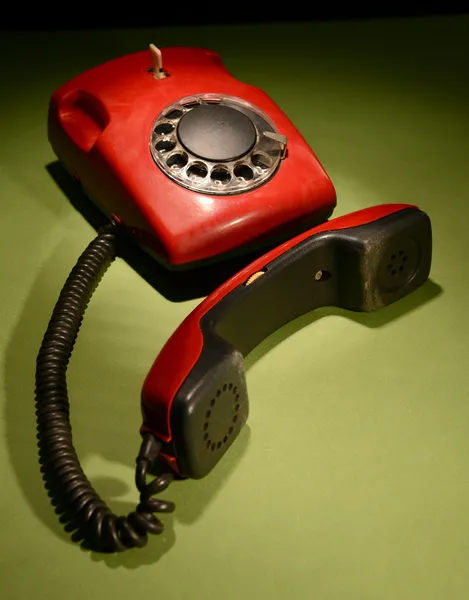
[48, 46, 336, 269]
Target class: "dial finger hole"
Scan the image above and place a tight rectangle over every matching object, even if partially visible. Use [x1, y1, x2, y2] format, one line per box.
[154, 122, 174, 135]
[155, 139, 176, 152]
[234, 164, 254, 181]
[166, 152, 188, 169]
[187, 162, 208, 181]
[210, 166, 231, 185]
[251, 152, 272, 170]
[164, 109, 184, 120]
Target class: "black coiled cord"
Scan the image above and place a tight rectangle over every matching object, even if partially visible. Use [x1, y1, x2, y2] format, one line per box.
[35, 223, 175, 552]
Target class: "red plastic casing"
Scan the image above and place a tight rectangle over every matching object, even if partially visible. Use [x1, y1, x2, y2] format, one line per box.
[141, 203, 414, 444]
[48, 46, 337, 268]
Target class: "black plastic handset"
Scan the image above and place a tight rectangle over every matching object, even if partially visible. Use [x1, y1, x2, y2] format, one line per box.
[141, 206, 433, 479]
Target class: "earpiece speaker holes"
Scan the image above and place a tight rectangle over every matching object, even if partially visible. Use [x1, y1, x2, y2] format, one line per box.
[387, 250, 408, 276]
[202, 382, 241, 452]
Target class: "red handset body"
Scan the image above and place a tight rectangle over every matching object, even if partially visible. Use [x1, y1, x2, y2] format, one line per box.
[48, 47, 337, 269]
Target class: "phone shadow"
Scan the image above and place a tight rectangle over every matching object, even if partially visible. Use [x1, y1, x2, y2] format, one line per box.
[45, 161, 273, 303]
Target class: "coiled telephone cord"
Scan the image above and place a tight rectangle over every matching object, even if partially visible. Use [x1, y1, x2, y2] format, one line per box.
[35, 223, 174, 552]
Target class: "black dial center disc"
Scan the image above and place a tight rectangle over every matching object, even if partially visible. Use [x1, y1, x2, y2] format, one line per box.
[177, 104, 257, 162]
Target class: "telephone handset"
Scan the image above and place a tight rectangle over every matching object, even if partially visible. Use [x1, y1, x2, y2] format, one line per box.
[47, 44, 336, 269]
[35, 204, 432, 552]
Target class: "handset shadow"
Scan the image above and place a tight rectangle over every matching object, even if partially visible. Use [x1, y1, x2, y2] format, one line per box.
[87, 277, 443, 569]
[245, 278, 443, 371]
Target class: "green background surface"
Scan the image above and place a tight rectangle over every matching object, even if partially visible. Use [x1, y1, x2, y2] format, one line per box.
[1, 15, 469, 600]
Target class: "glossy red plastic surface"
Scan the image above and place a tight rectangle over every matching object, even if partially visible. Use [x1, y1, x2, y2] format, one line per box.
[48, 47, 336, 267]
[141, 203, 415, 442]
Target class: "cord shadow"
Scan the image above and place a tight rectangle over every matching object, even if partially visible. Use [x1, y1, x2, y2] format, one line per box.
[3, 236, 251, 569]
[88, 426, 251, 569]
